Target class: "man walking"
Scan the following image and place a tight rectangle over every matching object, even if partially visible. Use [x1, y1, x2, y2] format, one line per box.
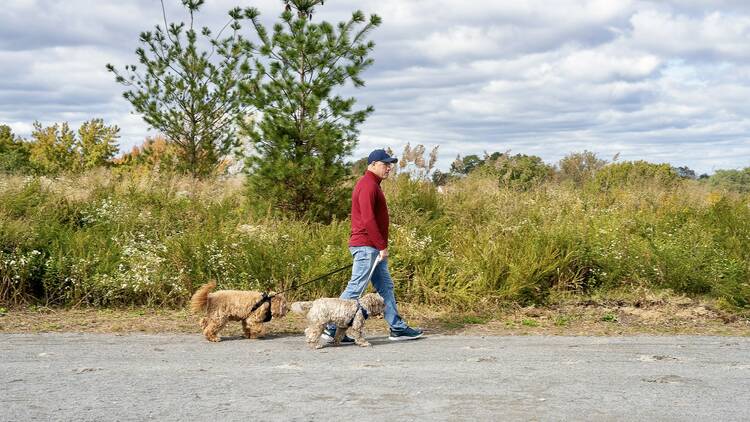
[323, 149, 423, 343]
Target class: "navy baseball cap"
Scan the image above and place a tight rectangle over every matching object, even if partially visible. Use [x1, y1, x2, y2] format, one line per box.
[367, 149, 398, 164]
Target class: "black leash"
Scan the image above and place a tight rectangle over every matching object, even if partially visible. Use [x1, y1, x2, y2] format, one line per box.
[249, 263, 353, 320]
[271, 263, 352, 297]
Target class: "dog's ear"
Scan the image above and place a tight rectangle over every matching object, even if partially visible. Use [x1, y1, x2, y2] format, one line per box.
[271, 294, 288, 316]
[362, 293, 385, 315]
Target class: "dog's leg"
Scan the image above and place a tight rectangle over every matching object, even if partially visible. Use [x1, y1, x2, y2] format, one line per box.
[243, 319, 265, 339]
[350, 316, 370, 347]
[333, 326, 347, 345]
[203, 315, 227, 342]
[241, 319, 252, 338]
[306, 324, 326, 349]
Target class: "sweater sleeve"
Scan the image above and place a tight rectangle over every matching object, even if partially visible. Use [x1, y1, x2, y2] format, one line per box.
[358, 183, 387, 250]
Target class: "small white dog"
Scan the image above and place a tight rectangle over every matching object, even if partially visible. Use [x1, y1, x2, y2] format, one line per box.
[291, 293, 385, 349]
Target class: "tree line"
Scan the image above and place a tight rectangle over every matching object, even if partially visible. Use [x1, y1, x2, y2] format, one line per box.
[2, 0, 749, 220]
[437, 150, 750, 193]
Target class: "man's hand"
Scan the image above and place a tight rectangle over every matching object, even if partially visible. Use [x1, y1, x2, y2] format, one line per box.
[379, 249, 388, 260]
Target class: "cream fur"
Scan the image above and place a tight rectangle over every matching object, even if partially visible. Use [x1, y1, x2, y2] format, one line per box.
[190, 281, 288, 342]
[293, 293, 385, 349]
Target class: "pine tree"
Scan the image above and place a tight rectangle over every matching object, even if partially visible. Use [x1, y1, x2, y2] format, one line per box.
[239, 0, 381, 221]
[107, 0, 251, 178]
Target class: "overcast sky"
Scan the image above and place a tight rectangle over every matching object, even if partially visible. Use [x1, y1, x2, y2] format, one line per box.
[2, 0, 750, 174]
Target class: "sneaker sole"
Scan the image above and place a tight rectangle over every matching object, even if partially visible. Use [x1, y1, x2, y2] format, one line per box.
[388, 333, 424, 341]
[320, 334, 356, 346]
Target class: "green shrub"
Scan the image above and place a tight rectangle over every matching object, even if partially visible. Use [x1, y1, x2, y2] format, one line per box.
[708, 168, 750, 193]
[482, 154, 552, 190]
[593, 161, 678, 191]
[556, 150, 606, 186]
[0, 125, 34, 174]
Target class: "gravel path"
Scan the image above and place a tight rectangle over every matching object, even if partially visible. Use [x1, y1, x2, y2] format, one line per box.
[2, 333, 749, 421]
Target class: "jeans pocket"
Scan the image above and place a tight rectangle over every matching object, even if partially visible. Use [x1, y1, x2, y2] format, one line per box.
[351, 246, 377, 260]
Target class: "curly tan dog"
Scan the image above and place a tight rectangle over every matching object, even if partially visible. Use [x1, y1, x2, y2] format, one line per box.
[292, 293, 385, 349]
[190, 281, 288, 342]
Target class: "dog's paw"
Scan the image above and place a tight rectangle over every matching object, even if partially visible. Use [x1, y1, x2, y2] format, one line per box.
[356, 341, 371, 347]
[207, 336, 221, 342]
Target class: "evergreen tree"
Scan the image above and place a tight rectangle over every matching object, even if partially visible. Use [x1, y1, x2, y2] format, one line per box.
[107, 0, 250, 178]
[239, 0, 381, 221]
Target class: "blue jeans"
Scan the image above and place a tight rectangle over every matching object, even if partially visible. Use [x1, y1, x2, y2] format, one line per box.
[330, 246, 408, 331]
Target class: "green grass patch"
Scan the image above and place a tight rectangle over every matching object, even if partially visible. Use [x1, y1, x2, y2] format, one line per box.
[521, 318, 539, 327]
[554, 315, 571, 327]
[601, 313, 618, 322]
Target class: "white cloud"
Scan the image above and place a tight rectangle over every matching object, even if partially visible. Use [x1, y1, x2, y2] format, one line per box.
[629, 9, 750, 60]
[2, 0, 750, 173]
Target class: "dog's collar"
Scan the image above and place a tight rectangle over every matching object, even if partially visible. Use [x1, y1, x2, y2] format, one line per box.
[347, 300, 369, 327]
[250, 293, 273, 323]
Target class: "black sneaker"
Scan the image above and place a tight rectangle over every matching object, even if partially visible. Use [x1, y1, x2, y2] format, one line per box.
[388, 326, 424, 341]
[320, 327, 355, 344]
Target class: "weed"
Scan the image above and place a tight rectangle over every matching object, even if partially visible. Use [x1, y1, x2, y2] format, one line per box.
[42, 323, 62, 331]
[462, 315, 489, 325]
[521, 318, 539, 327]
[440, 318, 466, 330]
[602, 313, 618, 322]
[554, 315, 571, 326]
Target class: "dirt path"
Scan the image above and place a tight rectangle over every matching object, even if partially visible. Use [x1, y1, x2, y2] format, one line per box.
[1, 300, 749, 337]
[2, 333, 749, 421]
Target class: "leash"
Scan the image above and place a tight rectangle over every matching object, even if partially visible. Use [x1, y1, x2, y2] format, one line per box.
[249, 255, 383, 320]
[251, 262, 354, 304]
[246, 263, 352, 322]
[272, 263, 354, 297]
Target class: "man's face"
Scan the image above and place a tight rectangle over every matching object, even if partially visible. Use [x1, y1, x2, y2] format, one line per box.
[369, 161, 393, 179]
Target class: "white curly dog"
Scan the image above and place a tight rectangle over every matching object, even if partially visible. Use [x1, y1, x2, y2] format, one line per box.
[291, 292, 385, 349]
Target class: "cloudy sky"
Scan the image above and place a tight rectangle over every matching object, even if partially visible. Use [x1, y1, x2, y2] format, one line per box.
[2, 0, 750, 174]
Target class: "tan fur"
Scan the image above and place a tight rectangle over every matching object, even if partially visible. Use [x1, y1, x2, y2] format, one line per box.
[290, 301, 313, 313]
[189, 282, 288, 342]
[295, 293, 385, 349]
[190, 280, 216, 313]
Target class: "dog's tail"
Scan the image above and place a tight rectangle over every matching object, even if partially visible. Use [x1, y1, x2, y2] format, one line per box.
[190, 281, 216, 313]
[290, 301, 313, 314]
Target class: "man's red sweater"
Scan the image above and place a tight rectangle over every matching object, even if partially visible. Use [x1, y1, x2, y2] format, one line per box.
[349, 170, 389, 250]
